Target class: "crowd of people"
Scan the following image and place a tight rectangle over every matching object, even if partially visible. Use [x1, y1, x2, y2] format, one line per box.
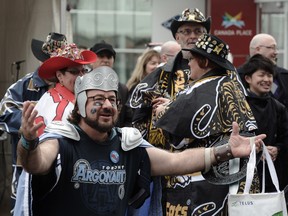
[0, 6, 287, 216]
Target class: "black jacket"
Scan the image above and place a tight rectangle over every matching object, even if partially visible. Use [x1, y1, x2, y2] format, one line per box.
[246, 90, 288, 191]
[238, 65, 288, 108]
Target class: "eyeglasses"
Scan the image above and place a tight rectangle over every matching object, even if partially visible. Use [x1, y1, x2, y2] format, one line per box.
[87, 95, 119, 107]
[65, 66, 92, 75]
[258, 45, 278, 51]
[177, 28, 205, 36]
[165, 53, 175, 58]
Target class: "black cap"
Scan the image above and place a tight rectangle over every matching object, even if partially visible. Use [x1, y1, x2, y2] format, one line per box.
[90, 41, 116, 59]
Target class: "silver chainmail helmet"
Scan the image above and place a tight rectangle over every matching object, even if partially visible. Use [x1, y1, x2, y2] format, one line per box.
[74, 66, 119, 117]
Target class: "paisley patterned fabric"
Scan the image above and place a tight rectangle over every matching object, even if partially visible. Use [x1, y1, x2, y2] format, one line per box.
[127, 53, 190, 149]
[155, 68, 259, 216]
[156, 69, 257, 147]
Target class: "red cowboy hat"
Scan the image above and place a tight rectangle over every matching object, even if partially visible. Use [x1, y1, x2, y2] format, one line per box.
[39, 43, 97, 80]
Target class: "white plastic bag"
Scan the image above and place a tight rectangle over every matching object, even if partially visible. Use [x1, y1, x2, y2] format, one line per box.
[228, 142, 287, 216]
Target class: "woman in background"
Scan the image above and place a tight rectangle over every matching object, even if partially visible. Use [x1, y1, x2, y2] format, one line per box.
[126, 49, 160, 93]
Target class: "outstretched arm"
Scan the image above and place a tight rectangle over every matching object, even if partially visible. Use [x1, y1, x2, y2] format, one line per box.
[147, 122, 266, 176]
[17, 101, 59, 174]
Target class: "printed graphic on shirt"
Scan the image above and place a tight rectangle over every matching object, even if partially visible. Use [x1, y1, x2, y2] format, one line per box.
[71, 159, 126, 213]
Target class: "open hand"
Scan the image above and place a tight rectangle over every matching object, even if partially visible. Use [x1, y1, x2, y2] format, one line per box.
[21, 101, 43, 140]
[229, 122, 266, 158]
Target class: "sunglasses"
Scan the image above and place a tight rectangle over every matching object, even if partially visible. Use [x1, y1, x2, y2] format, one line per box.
[63, 66, 92, 75]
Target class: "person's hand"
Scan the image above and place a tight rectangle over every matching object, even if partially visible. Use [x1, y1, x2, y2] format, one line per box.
[266, 146, 278, 161]
[152, 97, 170, 117]
[21, 101, 43, 140]
[229, 122, 266, 158]
[152, 97, 170, 108]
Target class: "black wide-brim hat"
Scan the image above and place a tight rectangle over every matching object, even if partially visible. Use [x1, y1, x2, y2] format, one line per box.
[183, 33, 235, 71]
[171, 8, 211, 39]
[31, 32, 67, 62]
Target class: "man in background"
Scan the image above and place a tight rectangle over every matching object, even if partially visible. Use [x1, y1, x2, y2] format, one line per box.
[90, 41, 130, 127]
[159, 40, 181, 64]
[237, 33, 288, 108]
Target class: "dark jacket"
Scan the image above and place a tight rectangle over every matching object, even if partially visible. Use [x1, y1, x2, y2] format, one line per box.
[246, 90, 288, 191]
[126, 51, 190, 147]
[117, 82, 130, 127]
[0, 69, 49, 162]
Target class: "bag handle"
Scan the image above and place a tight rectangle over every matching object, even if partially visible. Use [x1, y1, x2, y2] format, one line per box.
[243, 137, 256, 194]
[262, 143, 280, 192]
[243, 140, 280, 194]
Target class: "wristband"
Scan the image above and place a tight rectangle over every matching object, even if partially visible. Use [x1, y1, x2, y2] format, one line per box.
[20, 135, 39, 151]
[213, 143, 234, 163]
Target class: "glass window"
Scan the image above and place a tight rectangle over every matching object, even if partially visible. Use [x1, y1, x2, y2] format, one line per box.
[261, 13, 285, 66]
[68, 0, 152, 84]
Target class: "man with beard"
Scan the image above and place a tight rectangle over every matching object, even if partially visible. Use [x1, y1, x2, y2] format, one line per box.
[90, 40, 130, 127]
[16, 66, 265, 216]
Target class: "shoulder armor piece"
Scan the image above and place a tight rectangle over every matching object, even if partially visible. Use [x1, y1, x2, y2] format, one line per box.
[119, 127, 143, 151]
[44, 121, 80, 141]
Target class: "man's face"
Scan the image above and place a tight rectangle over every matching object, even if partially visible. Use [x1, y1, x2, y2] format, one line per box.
[175, 23, 206, 50]
[91, 50, 115, 69]
[245, 70, 273, 96]
[83, 89, 118, 132]
[175, 23, 206, 59]
[255, 38, 278, 64]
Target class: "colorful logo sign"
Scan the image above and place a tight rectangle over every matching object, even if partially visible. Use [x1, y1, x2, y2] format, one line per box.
[210, 0, 257, 66]
[222, 12, 245, 28]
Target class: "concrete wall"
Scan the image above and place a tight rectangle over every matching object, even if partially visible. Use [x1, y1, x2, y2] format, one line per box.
[0, 1, 54, 215]
[0, 0, 71, 99]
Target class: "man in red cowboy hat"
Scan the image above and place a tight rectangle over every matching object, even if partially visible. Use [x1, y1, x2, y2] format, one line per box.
[126, 8, 211, 215]
[0, 32, 67, 213]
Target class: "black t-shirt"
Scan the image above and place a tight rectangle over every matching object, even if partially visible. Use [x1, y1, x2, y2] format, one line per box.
[31, 128, 151, 216]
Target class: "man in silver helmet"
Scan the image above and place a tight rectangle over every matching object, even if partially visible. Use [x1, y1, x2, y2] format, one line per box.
[16, 66, 265, 216]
